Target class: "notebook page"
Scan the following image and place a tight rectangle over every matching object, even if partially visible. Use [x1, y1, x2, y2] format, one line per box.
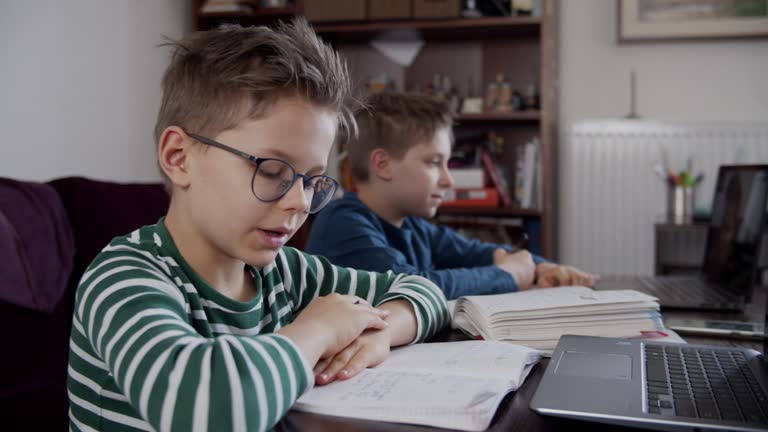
[383, 340, 540, 384]
[490, 301, 659, 320]
[295, 370, 510, 431]
[293, 341, 542, 431]
[495, 318, 663, 340]
[490, 311, 658, 327]
[459, 286, 657, 316]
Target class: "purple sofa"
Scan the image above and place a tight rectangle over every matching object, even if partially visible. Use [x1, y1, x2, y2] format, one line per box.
[0, 176, 314, 429]
[0, 177, 169, 430]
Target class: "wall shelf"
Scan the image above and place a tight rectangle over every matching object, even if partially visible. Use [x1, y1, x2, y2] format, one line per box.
[314, 16, 540, 41]
[192, 0, 559, 257]
[455, 112, 540, 123]
[437, 207, 541, 217]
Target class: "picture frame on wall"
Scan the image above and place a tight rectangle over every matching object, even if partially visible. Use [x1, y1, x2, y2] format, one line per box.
[619, 0, 768, 41]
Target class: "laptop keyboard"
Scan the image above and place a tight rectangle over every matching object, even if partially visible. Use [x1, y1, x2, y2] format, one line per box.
[643, 344, 768, 424]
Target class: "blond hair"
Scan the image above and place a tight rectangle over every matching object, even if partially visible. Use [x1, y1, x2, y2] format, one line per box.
[349, 93, 453, 183]
[154, 19, 355, 180]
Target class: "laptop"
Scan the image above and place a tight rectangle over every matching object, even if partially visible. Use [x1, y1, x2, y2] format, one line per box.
[530, 293, 768, 431]
[595, 165, 768, 311]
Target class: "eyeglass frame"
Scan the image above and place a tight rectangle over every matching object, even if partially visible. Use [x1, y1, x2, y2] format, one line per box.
[186, 132, 339, 214]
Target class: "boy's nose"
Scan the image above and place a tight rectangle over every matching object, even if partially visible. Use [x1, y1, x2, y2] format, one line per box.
[278, 178, 311, 213]
[439, 167, 454, 189]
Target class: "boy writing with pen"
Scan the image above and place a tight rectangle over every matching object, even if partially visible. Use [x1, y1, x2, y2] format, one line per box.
[67, 21, 448, 432]
[306, 93, 595, 300]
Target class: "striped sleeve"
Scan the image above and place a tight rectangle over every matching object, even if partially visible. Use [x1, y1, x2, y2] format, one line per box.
[70, 248, 313, 432]
[375, 273, 450, 343]
[280, 247, 449, 343]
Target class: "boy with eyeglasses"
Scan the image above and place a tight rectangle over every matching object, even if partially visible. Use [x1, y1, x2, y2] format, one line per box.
[306, 93, 595, 300]
[67, 21, 448, 432]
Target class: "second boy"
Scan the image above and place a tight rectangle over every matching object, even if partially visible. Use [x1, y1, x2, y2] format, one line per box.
[306, 93, 595, 300]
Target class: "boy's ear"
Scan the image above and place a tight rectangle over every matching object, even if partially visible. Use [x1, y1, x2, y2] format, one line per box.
[157, 126, 192, 189]
[370, 148, 394, 181]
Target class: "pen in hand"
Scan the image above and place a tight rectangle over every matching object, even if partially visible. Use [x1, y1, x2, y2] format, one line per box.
[512, 232, 529, 251]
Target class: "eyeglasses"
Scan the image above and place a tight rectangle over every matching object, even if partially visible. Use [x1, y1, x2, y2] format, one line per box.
[188, 133, 339, 214]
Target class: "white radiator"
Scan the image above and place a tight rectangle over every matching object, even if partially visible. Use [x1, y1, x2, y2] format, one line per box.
[559, 120, 768, 276]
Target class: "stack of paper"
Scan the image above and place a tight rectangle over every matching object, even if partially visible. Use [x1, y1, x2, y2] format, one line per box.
[452, 286, 664, 353]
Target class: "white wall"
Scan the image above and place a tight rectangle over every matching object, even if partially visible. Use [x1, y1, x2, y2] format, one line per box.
[560, 0, 768, 126]
[558, 0, 768, 264]
[0, 0, 191, 182]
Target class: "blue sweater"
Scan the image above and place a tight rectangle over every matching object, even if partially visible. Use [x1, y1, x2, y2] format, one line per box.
[305, 192, 545, 300]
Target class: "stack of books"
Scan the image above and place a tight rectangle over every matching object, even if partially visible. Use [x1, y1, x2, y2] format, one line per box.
[452, 286, 666, 353]
[443, 166, 499, 208]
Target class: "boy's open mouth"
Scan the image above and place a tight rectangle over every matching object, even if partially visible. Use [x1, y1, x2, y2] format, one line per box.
[258, 227, 290, 248]
[263, 230, 285, 236]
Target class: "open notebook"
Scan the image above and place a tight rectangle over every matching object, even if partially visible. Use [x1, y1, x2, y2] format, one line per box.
[293, 340, 541, 431]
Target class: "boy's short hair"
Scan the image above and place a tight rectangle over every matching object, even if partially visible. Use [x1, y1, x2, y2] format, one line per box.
[349, 93, 453, 183]
[154, 19, 354, 182]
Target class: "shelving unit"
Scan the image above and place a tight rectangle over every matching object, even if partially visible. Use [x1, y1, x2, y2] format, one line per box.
[192, 0, 559, 258]
[455, 111, 540, 122]
[313, 15, 539, 40]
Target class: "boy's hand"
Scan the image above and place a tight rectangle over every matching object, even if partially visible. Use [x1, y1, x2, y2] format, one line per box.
[277, 293, 390, 367]
[312, 299, 418, 385]
[535, 262, 596, 288]
[493, 248, 536, 290]
[313, 328, 391, 386]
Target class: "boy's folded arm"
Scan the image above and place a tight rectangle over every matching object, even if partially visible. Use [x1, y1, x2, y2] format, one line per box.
[428, 223, 501, 268]
[375, 273, 449, 343]
[72, 277, 313, 432]
[307, 217, 518, 299]
[327, 245, 520, 301]
[428, 221, 549, 266]
[504, 247, 548, 264]
[401, 262, 521, 301]
[286, 248, 448, 345]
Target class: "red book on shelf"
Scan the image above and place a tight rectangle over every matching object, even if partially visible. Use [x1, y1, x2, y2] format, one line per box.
[480, 150, 513, 207]
[441, 187, 499, 208]
[340, 157, 356, 192]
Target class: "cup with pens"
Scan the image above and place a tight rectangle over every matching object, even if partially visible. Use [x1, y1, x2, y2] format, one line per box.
[654, 160, 703, 223]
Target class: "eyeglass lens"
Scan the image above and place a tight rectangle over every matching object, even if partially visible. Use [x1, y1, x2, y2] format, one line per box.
[251, 159, 336, 213]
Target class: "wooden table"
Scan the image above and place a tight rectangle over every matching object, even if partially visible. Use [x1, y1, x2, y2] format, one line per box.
[275, 290, 766, 432]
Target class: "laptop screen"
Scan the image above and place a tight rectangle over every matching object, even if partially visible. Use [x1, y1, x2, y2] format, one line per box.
[701, 165, 768, 298]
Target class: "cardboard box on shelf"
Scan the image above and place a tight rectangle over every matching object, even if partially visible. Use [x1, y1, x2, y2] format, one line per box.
[368, 0, 412, 20]
[412, 0, 460, 18]
[302, 0, 366, 22]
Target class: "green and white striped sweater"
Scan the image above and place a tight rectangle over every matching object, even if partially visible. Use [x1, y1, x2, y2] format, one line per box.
[67, 219, 449, 431]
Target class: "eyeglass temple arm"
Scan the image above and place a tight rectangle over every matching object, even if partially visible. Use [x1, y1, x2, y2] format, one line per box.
[188, 133, 259, 164]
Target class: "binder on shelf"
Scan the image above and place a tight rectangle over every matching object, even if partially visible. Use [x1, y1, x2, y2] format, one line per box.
[481, 150, 513, 207]
[516, 137, 540, 209]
